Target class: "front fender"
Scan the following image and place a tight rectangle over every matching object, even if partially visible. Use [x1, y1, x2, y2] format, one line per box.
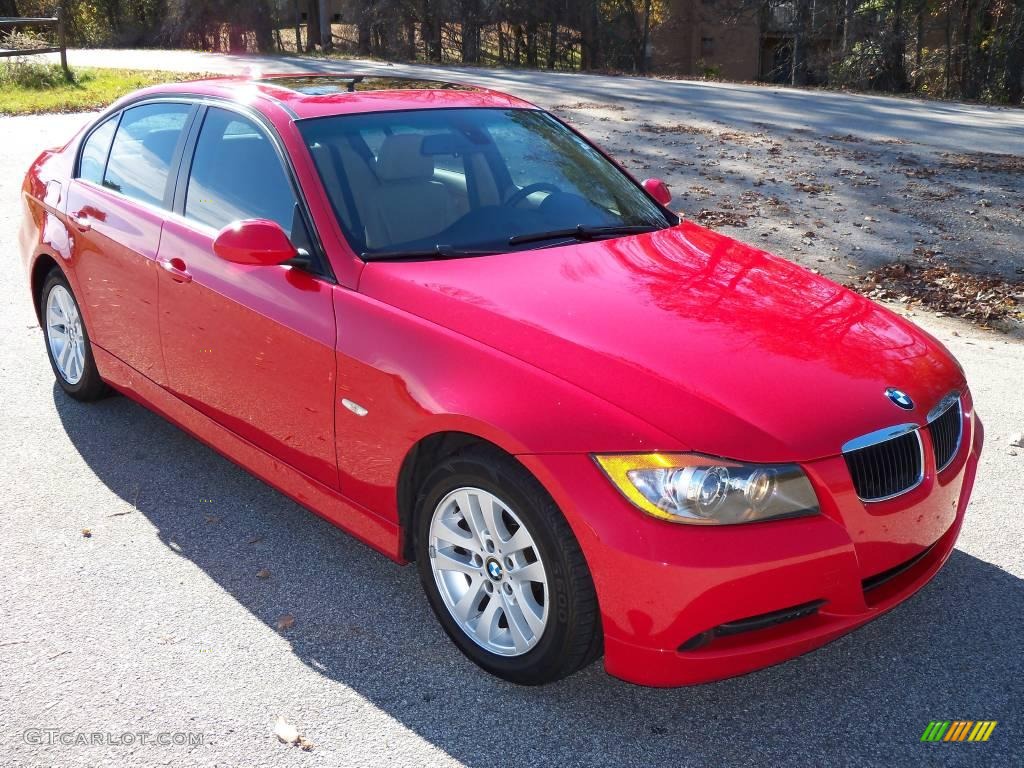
[331, 286, 681, 521]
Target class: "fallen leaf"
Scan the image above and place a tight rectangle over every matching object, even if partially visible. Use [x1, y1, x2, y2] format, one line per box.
[246, 535, 264, 545]
[256, 569, 271, 579]
[273, 716, 299, 744]
[81, 529, 92, 538]
[276, 614, 295, 631]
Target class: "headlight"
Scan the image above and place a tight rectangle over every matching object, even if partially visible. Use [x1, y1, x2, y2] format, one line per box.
[593, 453, 820, 525]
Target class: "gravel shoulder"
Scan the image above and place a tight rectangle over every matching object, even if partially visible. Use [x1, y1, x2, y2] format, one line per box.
[1, 91, 1022, 767]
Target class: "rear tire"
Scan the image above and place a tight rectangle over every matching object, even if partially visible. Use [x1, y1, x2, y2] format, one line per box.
[415, 445, 602, 685]
[40, 268, 109, 402]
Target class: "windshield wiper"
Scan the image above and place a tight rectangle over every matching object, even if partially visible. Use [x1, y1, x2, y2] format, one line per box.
[508, 224, 661, 246]
[361, 245, 501, 262]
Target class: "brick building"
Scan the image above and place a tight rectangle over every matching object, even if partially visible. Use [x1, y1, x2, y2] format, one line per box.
[651, 0, 839, 83]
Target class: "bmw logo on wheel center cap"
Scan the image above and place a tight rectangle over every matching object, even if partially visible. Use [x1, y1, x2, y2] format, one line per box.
[486, 558, 504, 581]
[885, 387, 914, 410]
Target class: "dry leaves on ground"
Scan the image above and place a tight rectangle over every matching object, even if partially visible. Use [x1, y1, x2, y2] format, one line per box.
[696, 208, 751, 227]
[273, 716, 314, 751]
[276, 614, 295, 631]
[855, 262, 1024, 326]
[941, 152, 1024, 174]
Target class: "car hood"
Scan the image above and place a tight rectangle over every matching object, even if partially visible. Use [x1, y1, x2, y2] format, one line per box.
[359, 222, 964, 462]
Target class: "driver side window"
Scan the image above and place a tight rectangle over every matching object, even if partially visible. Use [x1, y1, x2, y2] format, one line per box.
[184, 108, 298, 237]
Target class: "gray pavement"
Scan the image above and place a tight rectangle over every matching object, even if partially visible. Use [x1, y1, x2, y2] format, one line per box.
[42, 48, 1024, 156]
[1, 80, 1022, 767]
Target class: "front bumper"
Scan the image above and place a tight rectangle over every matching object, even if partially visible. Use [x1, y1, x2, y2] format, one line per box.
[518, 407, 983, 687]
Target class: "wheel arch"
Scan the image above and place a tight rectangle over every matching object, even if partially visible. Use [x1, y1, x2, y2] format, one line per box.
[396, 430, 524, 562]
[30, 251, 63, 322]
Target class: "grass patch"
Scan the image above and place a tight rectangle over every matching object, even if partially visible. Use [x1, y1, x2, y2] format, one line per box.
[0, 61, 207, 115]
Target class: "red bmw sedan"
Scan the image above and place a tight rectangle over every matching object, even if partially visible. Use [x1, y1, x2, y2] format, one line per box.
[19, 74, 982, 687]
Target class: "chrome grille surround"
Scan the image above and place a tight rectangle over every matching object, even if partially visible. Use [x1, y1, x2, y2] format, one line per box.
[842, 424, 925, 503]
[927, 391, 962, 473]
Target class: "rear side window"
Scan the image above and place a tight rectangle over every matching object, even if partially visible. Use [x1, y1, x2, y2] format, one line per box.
[79, 116, 118, 184]
[103, 103, 192, 207]
[184, 107, 297, 236]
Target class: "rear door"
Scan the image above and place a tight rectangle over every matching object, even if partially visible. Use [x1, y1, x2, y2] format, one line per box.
[156, 105, 339, 488]
[67, 101, 196, 385]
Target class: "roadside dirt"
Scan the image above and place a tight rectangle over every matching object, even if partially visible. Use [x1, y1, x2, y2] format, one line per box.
[551, 102, 1024, 334]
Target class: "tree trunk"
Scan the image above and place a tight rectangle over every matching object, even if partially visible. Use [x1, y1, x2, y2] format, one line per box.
[888, 0, 907, 90]
[914, 2, 924, 89]
[1005, 13, 1024, 103]
[228, 26, 245, 53]
[461, 0, 481, 63]
[547, 19, 558, 69]
[580, 1, 601, 69]
[962, 0, 975, 99]
[305, 0, 320, 52]
[526, 21, 538, 66]
[640, 0, 652, 74]
[791, 0, 811, 86]
[357, 21, 371, 55]
[319, 0, 332, 51]
[253, 1, 275, 53]
[944, 8, 952, 96]
[842, 0, 852, 54]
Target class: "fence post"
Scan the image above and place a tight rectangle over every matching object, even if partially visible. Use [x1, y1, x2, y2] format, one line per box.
[57, 5, 69, 79]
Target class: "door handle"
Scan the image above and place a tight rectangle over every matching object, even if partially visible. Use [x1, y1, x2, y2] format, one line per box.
[161, 257, 192, 283]
[68, 213, 91, 232]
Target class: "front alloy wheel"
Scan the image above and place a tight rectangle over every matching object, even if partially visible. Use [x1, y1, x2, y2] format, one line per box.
[415, 445, 602, 685]
[428, 487, 549, 656]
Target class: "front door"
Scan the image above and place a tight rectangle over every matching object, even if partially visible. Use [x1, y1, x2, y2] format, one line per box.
[156, 106, 339, 488]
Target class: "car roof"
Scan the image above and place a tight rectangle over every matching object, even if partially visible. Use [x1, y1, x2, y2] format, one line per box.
[147, 73, 538, 119]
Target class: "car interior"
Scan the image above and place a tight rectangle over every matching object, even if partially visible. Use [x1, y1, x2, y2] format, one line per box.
[302, 112, 648, 256]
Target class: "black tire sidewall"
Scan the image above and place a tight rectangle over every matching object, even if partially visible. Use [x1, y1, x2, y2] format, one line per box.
[414, 452, 588, 685]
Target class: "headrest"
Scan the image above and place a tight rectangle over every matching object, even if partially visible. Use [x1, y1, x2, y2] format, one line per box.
[375, 134, 434, 182]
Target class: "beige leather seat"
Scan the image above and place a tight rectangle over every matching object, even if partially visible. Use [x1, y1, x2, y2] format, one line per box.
[364, 134, 453, 249]
[308, 141, 379, 247]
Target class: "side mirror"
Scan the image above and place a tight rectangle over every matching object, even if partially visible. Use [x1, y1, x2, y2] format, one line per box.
[213, 219, 296, 266]
[642, 178, 672, 206]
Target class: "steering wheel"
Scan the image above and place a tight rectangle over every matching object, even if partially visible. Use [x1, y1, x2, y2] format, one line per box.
[503, 182, 561, 208]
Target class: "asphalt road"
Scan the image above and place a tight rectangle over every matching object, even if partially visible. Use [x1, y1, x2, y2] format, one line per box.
[43, 47, 1024, 156]
[1, 95, 1022, 766]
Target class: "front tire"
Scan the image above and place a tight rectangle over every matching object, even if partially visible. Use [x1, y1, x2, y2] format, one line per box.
[415, 445, 602, 685]
[41, 268, 109, 401]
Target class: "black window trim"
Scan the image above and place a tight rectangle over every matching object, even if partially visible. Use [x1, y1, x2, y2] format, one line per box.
[72, 93, 335, 285]
[77, 110, 123, 187]
[73, 98, 200, 213]
[173, 99, 335, 283]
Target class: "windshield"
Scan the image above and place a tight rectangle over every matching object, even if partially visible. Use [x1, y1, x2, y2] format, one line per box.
[298, 108, 675, 260]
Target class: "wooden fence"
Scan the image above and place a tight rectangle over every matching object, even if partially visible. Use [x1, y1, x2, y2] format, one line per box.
[0, 9, 68, 76]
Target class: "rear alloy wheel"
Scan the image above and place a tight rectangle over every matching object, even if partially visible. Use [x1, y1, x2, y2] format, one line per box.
[41, 269, 109, 401]
[415, 446, 602, 685]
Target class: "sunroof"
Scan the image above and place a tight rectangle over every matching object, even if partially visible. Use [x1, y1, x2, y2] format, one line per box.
[258, 75, 475, 95]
